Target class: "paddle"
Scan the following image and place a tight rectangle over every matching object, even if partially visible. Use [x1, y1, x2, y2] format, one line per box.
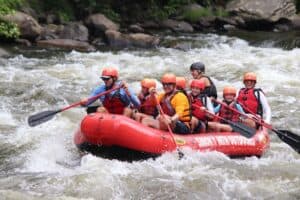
[212, 99, 300, 153]
[28, 86, 122, 127]
[155, 97, 177, 146]
[200, 108, 256, 138]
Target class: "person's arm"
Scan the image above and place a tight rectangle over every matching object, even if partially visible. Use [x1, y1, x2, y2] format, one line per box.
[214, 104, 221, 114]
[126, 87, 141, 108]
[235, 103, 245, 114]
[206, 97, 215, 113]
[82, 85, 105, 106]
[257, 91, 272, 123]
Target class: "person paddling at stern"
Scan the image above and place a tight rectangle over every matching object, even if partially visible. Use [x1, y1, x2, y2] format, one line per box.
[237, 72, 271, 125]
[81, 67, 140, 118]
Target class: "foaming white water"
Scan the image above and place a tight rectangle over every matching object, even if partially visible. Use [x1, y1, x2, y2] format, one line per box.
[0, 33, 299, 199]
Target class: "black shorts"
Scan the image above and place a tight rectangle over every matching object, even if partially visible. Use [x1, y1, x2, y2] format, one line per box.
[174, 121, 190, 135]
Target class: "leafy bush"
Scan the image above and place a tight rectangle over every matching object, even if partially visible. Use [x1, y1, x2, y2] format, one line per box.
[0, 0, 22, 40]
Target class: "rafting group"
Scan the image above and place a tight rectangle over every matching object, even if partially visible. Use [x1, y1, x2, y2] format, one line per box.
[80, 61, 272, 135]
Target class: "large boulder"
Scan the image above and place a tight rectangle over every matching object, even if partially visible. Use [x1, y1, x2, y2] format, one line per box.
[85, 14, 119, 36]
[226, 0, 296, 29]
[0, 11, 42, 40]
[160, 19, 194, 33]
[37, 39, 95, 52]
[59, 22, 89, 41]
[105, 30, 160, 48]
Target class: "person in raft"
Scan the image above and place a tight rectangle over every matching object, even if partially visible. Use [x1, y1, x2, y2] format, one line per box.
[176, 76, 187, 92]
[81, 67, 140, 117]
[236, 72, 271, 124]
[214, 86, 256, 132]
[188, 79, 232, 133]
[132, 78, 158, 123]
[151, 73, 191, 134]
[189, 62, 218, 100]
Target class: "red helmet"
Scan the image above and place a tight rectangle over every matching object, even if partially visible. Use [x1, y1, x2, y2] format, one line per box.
[176, 77, 186, 89]
[243, 72, 256, 83]
[190, 79, 205, 90]
[223, 86, 236, 97]
[101, 67, 118, 78]
[141, 78, 156, 89]
[161, 73, 176, 84]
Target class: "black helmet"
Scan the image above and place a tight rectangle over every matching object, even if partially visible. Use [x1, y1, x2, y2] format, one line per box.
[190, 62, 205, 72]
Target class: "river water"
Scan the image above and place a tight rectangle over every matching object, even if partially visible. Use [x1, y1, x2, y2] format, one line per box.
[0, 33, 300, 199]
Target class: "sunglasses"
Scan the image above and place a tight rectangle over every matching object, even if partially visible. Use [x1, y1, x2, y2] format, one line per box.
[101, 77, 111, 81]
[162, 83, 174, 87]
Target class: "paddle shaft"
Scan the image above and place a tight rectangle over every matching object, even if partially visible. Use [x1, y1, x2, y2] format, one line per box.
[155, 96, 177, 147]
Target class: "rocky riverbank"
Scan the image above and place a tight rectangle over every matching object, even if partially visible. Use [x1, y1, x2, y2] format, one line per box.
[1, 0, 300, 53]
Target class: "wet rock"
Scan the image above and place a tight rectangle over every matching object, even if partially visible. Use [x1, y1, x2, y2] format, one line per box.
[128, 33, 160, 48]
[0, 11, 42, 40]
[37, 24, 63, 41]
[59, 22, 89, 41]
[226, 0, 296, 30]
[129, 24, 145, 33]
[291, 15, 300, 30]
[85, 13, 119, 36]
[37, 39, 95, 52]
[105, 30, 160, 48]
[140, 21, 160, 29]
[15, 39, 32, 46]
[161, 19, 194, 33]
[0, 48, 10, 57]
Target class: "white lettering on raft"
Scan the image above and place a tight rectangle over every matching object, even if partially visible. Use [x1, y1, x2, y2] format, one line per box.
[195, 135, 256, 147]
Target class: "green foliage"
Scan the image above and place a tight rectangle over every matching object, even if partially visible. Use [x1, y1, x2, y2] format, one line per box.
[145, 0, 194, 20]
[0, 0, 22, 40]
[0, 21, 20, 39]
[0, 0, 22, 15]
[183, 6, 228, 22]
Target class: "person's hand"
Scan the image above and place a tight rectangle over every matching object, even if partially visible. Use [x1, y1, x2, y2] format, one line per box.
[121, 81, 130, 96]
[80, 98, 88, 106]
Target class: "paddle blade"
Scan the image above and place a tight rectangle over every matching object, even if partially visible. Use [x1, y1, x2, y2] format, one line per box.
[275, 129, 300, 153]
[28, 110, 60, 127]
[228, 122, 256, 138]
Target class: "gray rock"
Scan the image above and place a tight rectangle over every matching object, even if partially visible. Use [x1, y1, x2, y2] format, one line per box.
[227, 0, 296, 22]
[0, 48, 10, 57]
[161, 19, 194, 33]
[105, 30, 160, 48]
[59, 22, 89, 41]
[85, 13, 119, 36]
[37, 39, 95, 52]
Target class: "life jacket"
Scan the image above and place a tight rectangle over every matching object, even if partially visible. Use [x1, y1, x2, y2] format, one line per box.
[237, 88, 263, 117]
[218, 101, 240, 122]
[160, 90, 191, 122]
[139, 93, 158, 117]
[102, 89, 128, 114]
[189, 94, 207, 121]
[201, 75, 218, 99]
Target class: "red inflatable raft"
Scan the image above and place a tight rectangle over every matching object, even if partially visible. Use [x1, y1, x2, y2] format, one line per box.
[74, 113, 270, 160]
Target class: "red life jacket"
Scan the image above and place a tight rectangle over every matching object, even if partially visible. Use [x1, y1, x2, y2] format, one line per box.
[218, 101, 240, 122]
[189, 94, 206, 121]
[102, 89, 127, 114]
[139, 94, 158, 117]
[160, 91, 177, 116]
[237, 88, 263, 116]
